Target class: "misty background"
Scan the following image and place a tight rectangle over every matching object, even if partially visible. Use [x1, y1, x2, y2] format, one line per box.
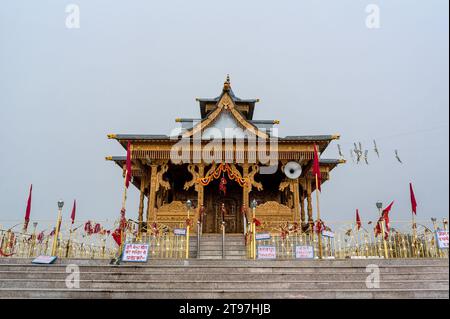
[0, 0, 448, 228]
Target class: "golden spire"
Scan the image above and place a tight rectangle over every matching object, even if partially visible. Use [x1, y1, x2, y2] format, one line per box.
[223, 74, 231, 92]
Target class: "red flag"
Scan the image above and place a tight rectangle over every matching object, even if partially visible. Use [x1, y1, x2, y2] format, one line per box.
[125, 141, 132, 188]
[382, 201, 394, 215]
[112, 228, 122, 246]
[382, 201, 393, 238]
[70, 200, 76, 224]
[409, 183, 417, 215]
[356, 209, 361, 230]
[312, 144, 321, 192]
[23, 184, 32, 232]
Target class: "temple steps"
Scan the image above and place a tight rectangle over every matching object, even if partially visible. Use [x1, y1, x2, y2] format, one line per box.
[0, 258, 447, 299]
[190, 234, 247, 259]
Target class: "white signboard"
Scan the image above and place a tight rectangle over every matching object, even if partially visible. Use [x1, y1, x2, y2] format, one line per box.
[436, 230, 449, 249]
[122, 244, 149, 262]
[257, 246, 276, 259]
[32, 256, 57, 264]
[174, 228, 187, 236]
[255, 233, 271, 241]
[322, 230, 335, 238]
[295, 245, 315, 259]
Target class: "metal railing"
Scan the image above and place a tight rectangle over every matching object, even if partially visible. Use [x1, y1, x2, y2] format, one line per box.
[247, 219, 449, 260]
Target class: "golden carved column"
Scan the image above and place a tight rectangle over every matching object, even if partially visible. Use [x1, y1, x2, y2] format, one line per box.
[193, 164, 205, 232]
[242, 163, 250, 220]
[299, 178, 306, 225]
[300, 191, 306, 225]
[292, 178, 300, 223]
[138, 176, 146, 234]
[147, 164, 158, 226]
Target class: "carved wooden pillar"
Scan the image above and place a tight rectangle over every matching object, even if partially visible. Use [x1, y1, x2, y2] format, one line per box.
[147, 164, 158, 225]
[299, 178, 306, 225]
[292, 178, 300, 223]
[193, 164, 204, 232]
[138, 176, 146, 233]
[306, 177, 313, 225]
[300, 192, 306, 225]
[242, 163, 250, 220]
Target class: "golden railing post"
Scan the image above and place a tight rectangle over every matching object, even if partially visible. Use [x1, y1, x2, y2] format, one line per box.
[380, 220, 388, 259]
[28, 222, 38, 258]
[251, 200, 257, 260]
[185, 200, 192, 259]
[51, 201, 64, 257]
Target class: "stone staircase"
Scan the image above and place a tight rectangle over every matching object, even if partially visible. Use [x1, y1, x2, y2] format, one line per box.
[0, 258, 448, 299]
[190, 233, 246, 259]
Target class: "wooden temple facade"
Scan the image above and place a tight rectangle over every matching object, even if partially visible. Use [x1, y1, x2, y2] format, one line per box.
[106, 77, 344, 234]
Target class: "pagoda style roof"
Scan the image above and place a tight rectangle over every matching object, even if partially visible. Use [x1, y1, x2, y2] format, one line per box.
[196, 75, 259, 120]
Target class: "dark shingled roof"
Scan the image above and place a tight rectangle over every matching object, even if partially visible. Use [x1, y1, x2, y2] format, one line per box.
[111, 134, 335, 142]
[197, 88, 258, 120]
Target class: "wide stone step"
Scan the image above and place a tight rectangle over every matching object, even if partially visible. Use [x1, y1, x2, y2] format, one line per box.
[0, 264, 447, 274]
[1, 279, 447, 290]
[0, 271, 447, 281]
[1, 258, 447, 267]
[0, 288, 447, 299]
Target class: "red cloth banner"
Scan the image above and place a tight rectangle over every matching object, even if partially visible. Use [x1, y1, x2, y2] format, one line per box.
[24, 184, 32, 231]
[409, 183, 417, 215]
[71, 199, 76, 224]
[356, 209, 361, 230]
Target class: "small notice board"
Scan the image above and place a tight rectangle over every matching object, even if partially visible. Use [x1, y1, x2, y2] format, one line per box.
[436, 230, 449, 249]
[174, 228, 187, 236]
[255, 233, 271, 241]
[257, 246, 276, 259]
[122, 244, 149, 262]
[295, 245, 315, 259]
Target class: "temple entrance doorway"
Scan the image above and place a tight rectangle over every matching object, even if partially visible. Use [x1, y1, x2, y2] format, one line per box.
[203, 178, 243, 234]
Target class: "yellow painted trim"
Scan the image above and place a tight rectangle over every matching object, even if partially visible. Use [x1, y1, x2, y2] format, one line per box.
[105, 156, 113, 161]
[107, 134, 117, 139]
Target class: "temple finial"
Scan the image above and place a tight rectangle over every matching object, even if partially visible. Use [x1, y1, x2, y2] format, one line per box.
[223, 74, 231, 91]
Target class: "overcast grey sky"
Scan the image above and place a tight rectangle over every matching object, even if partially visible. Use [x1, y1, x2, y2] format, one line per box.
[0, 0, 448, 228]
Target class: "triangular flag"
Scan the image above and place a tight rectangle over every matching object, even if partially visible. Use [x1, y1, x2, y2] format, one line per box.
[70, 199, 76, 224]
[409, 183, 417, 215]
[356, 209, 362, 230]
[23, 184, 32, 232]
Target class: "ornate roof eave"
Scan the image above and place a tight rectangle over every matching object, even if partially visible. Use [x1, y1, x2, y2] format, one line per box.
[182, 81, 270, 140]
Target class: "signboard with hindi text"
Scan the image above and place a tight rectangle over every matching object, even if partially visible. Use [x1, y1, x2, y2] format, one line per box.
[122, 244, 149, 262]
[436, 230, 449, 249]
[295, 246, 315, 259]
[257, 246, 276, 259]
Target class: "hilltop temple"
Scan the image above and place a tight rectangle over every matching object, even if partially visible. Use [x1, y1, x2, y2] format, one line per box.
[106, 77, 343, 234]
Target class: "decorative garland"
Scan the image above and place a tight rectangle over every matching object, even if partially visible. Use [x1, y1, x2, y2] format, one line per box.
[198, 163, 248, 187]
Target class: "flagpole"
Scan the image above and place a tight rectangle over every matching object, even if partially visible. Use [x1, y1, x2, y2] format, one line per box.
[315, 174, 323, 259]
[411, 212, 416, 256]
